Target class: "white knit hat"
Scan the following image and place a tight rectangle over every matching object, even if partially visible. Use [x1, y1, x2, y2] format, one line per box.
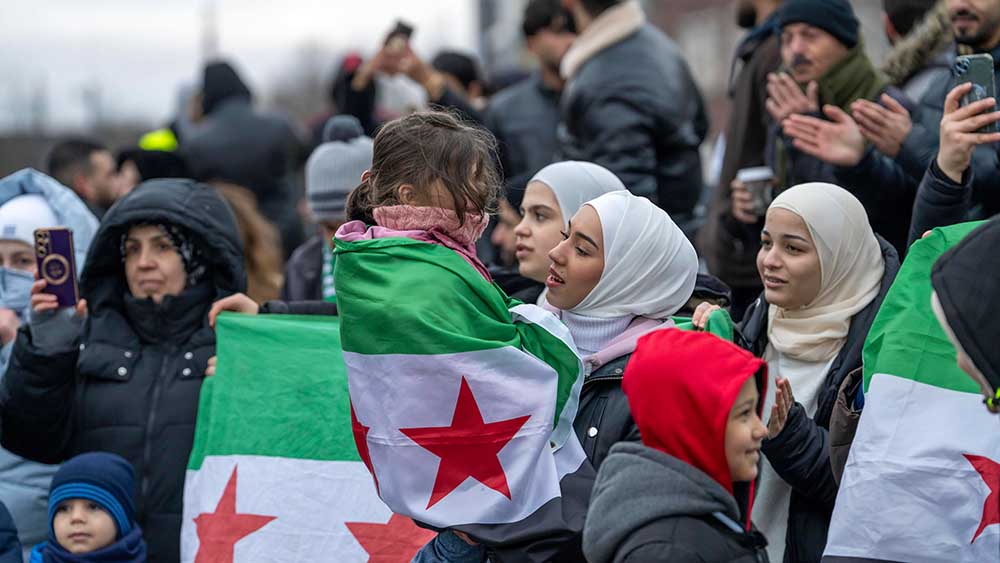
[0, 194, 60, 247]
[306, 116, 374, 222]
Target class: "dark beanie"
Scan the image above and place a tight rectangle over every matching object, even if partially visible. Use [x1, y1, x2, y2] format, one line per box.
[202, 60, 252, 116]
[779, 0, 859, 48]
[48, 452, 138, 538]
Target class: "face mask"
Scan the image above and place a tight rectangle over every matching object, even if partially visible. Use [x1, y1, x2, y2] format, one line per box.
[0, 267, 35, 316]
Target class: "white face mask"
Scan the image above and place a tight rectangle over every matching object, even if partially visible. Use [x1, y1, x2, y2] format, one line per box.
[0, 267, 35, 316]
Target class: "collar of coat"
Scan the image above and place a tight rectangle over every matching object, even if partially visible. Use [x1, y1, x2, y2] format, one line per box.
[560, 0, 645, 80]
[880, 0, 952, 86]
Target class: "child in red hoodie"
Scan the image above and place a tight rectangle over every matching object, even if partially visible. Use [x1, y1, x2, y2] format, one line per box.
[583, 329, 771, 562]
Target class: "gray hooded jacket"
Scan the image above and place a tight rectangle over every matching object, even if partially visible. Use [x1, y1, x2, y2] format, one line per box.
[584, 442, 768, 563]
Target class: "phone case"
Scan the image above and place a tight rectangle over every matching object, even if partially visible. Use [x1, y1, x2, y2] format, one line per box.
[954, 54, 998, 133]
[34, 228, 79, 307]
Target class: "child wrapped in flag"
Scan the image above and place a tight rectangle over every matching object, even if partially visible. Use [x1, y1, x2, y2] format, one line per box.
[334, 111, 593, 562]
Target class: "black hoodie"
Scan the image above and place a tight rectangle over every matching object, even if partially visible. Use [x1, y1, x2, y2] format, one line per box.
[1, 179, 245, 562]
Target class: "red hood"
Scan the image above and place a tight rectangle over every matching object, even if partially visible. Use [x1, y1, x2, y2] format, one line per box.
[623, 329, 767, 495]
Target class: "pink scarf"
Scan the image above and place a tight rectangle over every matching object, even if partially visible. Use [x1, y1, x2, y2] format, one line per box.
[337, 205, 492, 281]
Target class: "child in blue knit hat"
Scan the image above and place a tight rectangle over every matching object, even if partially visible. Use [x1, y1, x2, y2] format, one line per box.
[30, 452, 146, 563]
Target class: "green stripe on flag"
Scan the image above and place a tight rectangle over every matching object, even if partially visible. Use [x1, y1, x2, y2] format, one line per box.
[862, 222, 985, 394]
[187, 313, 358, 471]
[673, 308, 735, 341]
[335, 236, 519, 356]
[335, 236, 583, 431]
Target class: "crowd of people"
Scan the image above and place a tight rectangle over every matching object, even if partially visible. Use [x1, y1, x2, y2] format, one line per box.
[0, 0, 998, 562]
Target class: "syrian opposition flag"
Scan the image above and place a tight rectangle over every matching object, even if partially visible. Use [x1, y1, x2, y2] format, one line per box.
[334, 234, 592, 560]
[181, 313, 439, 563]
[824, 222, 1000, 563]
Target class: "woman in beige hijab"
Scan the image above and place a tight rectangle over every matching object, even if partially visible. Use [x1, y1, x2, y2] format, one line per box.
[728, 183, 899, 563]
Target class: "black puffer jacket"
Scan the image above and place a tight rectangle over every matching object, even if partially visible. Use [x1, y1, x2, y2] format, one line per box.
[573, 354, 637, 471]
[0, 179, 245, 562]
[735, 237, 899, 563]
[559, 24, 707, 218]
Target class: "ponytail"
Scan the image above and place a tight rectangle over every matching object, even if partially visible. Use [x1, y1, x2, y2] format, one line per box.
[346, 181, 376, 224]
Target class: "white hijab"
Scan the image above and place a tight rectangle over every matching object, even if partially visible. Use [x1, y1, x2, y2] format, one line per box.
[766, 183, 885, 362]
[530, 161, 626, 228]
[571, 191, 698, 319]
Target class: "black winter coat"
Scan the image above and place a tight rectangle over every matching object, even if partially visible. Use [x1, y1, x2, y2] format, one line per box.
[484, 72, 561, 207]
[559, 24, 708, 218]
[699, 23, 781, 291]
[282, 234, 324, 302]
[183, 97, 305, 257]
[735, 237, 899, 563]
[895, 45, 1000, 235]
[0, 179, 246, 563]
[907, 159, 980, 247]
[573, 354, 638, 471]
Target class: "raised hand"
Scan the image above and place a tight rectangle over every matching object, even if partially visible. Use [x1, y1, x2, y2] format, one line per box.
[692, 302, 722, 330]
[766, 72, 819, 123]
[851, 94, 913, 158]
[30, 279, 87, 317]
[208, 293, 260, 329]
[782, 105, 865, 167]
[768, 378, 795, 439]
[937, 83, 1000, 183]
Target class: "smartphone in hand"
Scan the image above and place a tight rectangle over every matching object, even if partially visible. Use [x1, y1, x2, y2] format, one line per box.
[954, 53, 998, 133]
[34, 228, 79, 308]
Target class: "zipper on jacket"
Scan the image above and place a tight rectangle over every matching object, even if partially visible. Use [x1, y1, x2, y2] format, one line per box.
[582, 374, 623, 392]
[141, 347, 172, 498]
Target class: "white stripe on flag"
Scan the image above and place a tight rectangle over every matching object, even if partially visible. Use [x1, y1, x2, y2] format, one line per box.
[509, 303, 584, 449]
[182, 456, 388, 562]
[825, 373, 1000, 563]
[345, 347, 579, 527]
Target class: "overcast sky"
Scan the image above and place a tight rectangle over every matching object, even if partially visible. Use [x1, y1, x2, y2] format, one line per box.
[0, 0, 479, 131]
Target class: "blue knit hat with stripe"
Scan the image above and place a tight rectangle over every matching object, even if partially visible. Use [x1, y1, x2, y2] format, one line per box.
[48, 452, 137, 539]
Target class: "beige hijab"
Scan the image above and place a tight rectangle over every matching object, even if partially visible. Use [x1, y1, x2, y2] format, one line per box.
[766, 183, 885, 362]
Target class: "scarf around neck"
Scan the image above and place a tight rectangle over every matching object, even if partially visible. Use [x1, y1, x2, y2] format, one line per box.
[765, 183, 885, 362]
[775, 43, 888, 188]
[30, 527, 147, 563]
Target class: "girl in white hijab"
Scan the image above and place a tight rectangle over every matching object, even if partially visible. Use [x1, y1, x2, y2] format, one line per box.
[513, 161, 625, 304]
[735, 182, 891, 563]
[545, 190, 699, 468]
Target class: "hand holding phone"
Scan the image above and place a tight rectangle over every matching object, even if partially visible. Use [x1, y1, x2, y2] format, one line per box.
[954, 54, 998, 133]
[937, 80, 1000, 182]
[34, 228, 79, 308]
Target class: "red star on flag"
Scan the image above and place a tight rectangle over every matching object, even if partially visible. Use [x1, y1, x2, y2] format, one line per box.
[965, 454, 1000, 543]
[193, 466, 276, 563]
[352, 403, 379, 493]
[401, 376, 531, 509]
[345, 513, 437, 563]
